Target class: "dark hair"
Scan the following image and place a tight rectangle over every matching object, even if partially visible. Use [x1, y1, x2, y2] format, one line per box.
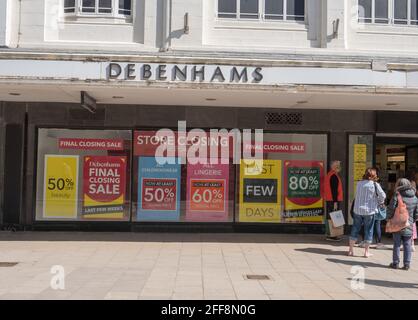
[363, 168, 378, 182]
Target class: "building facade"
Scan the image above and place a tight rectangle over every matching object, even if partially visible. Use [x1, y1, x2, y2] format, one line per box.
[0, 0, 418, 232]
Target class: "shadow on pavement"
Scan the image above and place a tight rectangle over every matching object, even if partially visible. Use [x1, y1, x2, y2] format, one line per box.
[295, 247, 348, 256]
[348, 278, 418, 289]
[327, 258, 388, 269]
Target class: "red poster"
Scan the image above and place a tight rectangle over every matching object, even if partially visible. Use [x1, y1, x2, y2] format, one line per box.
[283, 160, 324, 223]
[134, 130, 234, 159]
[186, 163, 229, 222]
[83, 156, 127, 219]
[134, 130, 177, 156]
[59, 138, 124, 151]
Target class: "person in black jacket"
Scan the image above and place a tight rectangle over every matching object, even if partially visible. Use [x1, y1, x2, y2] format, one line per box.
[387, 179, 418, 270]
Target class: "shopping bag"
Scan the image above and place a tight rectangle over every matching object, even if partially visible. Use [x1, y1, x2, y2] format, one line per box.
[328, 219, 344, 237]
[385, 193, 410, 233]
[330, 210, 345, 228]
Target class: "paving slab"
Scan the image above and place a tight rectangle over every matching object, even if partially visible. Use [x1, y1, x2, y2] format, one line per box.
[0, 232, 417, 300]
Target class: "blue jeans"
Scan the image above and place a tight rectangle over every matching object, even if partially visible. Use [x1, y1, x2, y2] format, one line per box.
[393, 234, 412, 267]
[350, 214, 375, 244]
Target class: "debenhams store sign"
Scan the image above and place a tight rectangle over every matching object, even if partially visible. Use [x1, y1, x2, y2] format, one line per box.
[107, 62, 264, 84]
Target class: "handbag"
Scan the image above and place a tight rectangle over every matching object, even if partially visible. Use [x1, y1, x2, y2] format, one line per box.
[328, 219, 344, 237]
[374, 182, 386, 221]
[330, 210, 345, 228]
[385, 193, 410, 233]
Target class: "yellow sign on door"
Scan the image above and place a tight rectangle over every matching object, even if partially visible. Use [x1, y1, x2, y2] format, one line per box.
[239, 159, 282, 223]
[354, 144, 367, 162]
[43, 155, 79, 219]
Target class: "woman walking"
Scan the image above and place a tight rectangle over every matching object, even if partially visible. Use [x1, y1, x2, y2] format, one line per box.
[387, 179, 418, 270]
[348, 168, 386, 258]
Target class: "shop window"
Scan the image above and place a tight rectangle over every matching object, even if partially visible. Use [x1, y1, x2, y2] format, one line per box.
[35, 129, 132, 221]
[64, 0, 132, 17]
[132, 130, 236, 223]
[237, 133, 328, 224]
[359, 0, 418, 25]
[217, 0, 305, 21]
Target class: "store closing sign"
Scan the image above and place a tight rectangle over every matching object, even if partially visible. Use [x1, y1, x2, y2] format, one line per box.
[137, 157, 181, 221]
[43, 155, 79, 219]
[283, 161, 324, 223]
[82, 156, 127, 219]
[239, 160, 282, 223]
[186, 163, 229, 222]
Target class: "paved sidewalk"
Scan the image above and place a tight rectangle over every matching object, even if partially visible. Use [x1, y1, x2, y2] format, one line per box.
[0, 232, 417, 300]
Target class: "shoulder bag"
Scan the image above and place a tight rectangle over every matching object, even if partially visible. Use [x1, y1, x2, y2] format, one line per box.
[385, 192, 410, 233]
[374, 182, 386, 221]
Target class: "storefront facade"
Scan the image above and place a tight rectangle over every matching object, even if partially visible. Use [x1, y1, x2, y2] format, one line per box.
[1, 90, 417, 233]
[1, 0, 418, 233]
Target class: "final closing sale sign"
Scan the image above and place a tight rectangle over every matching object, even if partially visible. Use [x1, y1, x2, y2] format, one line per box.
[283, 161, 324, 223]
[43, 155, 79, 219]
[82, 156, 127, 219]
[239, 160, 282, 223]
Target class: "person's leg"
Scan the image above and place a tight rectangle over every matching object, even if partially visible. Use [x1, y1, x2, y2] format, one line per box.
[402, 235, 413, 269]
[392, 233, 401, 267]
[325, 201, 332, 237]
[349, 214, 362, 256]
[363, 215, 375, 257]
[375, 219, 382, 244]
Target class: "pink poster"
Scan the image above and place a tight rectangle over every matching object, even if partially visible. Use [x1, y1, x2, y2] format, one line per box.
[186, 163, 229, 222]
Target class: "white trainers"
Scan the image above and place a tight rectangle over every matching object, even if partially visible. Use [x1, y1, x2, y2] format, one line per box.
[358, 241, 366, 248]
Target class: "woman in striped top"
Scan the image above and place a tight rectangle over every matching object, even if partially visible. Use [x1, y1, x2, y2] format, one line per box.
[348, 168, 386, 258]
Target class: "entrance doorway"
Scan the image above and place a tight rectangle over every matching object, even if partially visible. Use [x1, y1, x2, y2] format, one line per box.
[376, 135, 418, 202]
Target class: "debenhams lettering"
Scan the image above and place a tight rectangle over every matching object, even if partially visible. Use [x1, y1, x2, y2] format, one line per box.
[108, 63, 263, 83]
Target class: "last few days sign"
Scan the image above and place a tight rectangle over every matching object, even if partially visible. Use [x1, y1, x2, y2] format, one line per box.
[239, 160, 282, 223]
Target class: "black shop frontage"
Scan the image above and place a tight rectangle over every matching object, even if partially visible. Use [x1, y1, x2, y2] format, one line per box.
[0, 102, 417, 233]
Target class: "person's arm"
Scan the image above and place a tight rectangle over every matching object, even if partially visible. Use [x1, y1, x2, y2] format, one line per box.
[376, 183, 386, 205]
[330, 174, 339, 203]
[386, 195, 397, 220]
[414, 200, 418, 222]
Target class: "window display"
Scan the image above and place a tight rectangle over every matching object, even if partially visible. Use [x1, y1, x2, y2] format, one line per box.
[132, 130, 235, 223]
[237, 133, 327, 224]
[35, 129, 131, 221]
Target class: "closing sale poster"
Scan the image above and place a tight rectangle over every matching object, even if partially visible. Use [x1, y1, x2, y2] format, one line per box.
[137, 157, 181, 221]
[186, 163, 229, 222]
[43, 155, 79, 219]
[239, 159, 282, 223]
[283, 161, 324, 223]
[82, 156, 127, 219]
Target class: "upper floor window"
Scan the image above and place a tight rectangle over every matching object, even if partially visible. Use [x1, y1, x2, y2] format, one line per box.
[64, 0, 132, 17]
[217, 0, 305, 21]
[359, 0, 418, 25]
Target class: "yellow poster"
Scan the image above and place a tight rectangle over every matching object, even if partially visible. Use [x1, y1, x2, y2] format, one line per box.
[354, 144, 367, 162]
[43, 155, 79, 218]
[354, 162, 367, 181]
[239, 159, 282, 223]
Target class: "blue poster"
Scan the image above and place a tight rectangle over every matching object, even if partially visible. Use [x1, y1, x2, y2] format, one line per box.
[137, 157, 181, 221]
